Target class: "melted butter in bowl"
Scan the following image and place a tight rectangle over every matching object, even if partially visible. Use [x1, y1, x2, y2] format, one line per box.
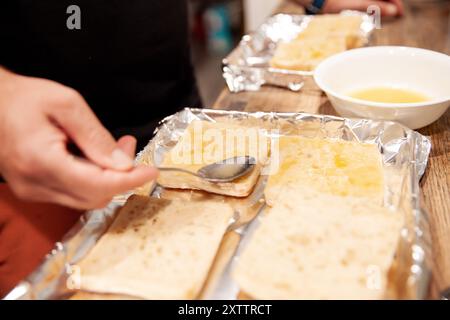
[348, 87, 430, 104]
[313, 46, 450, 129]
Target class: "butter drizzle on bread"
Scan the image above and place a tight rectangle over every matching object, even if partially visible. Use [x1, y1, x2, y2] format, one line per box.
[233, 189, 403, 299]
[233, 136, 402, 299]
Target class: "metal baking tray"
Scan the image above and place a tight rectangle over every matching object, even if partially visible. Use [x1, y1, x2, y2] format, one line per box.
[5, 108, 432, 300]
[223, 11, 376, 92]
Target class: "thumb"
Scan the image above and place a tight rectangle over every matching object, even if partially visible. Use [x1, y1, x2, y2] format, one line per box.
[117, 135, 137, 158]
[50, 91, 134, 171]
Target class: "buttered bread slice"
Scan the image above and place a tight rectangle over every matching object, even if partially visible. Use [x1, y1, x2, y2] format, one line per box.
[270, 14, 365, 71]
[158, 120, 270, 197]
[77, 195, 234, 299]
[233, 136, 399, 299]
[233, 188, 403, 299]
[265, 136, 384, 206]
[270, 36, 347, 71]
[298, 15, 364, 48]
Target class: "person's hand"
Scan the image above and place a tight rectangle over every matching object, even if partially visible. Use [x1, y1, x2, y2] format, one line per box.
[0, 68, 158, 209]
[322, 0, 404, 17]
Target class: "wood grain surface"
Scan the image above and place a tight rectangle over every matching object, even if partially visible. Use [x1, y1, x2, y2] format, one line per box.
[213, 1, 450, 297]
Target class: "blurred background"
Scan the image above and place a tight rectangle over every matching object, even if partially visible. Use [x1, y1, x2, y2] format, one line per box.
[188, 0, 282, 106]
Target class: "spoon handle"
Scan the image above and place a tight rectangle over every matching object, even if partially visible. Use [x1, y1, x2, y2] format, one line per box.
[158, 167, 202, 179]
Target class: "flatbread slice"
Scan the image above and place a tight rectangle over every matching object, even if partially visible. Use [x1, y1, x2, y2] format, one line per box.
[233, 188, 403, 299]
[270, 36, 347, 71]
[76, 195, 234, 299]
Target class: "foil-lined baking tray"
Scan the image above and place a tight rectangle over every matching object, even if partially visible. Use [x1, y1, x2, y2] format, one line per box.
[5, 108, 432, 300]
[223, 11, 375, 93]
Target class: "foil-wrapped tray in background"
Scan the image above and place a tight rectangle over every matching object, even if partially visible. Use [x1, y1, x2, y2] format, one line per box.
[5, 108, 432, 300]
[223, 11, 376, 93]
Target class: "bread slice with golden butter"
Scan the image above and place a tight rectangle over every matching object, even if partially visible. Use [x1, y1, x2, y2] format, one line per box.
[270, 36, 347, 71]
[233, 136, 397, 299]
[304, 15, 363, 34]
[270, 14, 365, 72]
[265, 136, 384, 206]
[299, 15, 365, 48]
[77, 195, 234, 299]
[233, 187, 403, 300]
[158, 120, 270, 197]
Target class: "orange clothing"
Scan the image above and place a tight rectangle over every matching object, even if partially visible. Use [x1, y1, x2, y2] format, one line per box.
[0, 184, 81, 298]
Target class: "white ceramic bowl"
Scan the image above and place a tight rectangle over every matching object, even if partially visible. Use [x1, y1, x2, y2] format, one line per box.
[314, 46, 450, 129]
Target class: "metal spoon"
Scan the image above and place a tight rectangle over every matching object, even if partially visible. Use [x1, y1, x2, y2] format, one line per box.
[158, 156, 256, 183]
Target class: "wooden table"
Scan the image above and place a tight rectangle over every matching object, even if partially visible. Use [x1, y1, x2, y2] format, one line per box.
[213, 1, 450, 297]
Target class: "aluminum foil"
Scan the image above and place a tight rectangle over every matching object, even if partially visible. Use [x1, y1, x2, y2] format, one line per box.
[5, 108, 432, 300]
[223, 11, 375, 93]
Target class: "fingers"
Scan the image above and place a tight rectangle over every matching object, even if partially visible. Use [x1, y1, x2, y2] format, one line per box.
[0, 74, 151, 209]
[10, 159, 157, 209]
[11, 133, 158, 209]
[117, 135, 137, 158]
[356, 0, 399, 16]
[32, 160, 157, 209]
[45, 148, 158, 208]
[322, 0, 401, 17]
[49, 90, 133, 171]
